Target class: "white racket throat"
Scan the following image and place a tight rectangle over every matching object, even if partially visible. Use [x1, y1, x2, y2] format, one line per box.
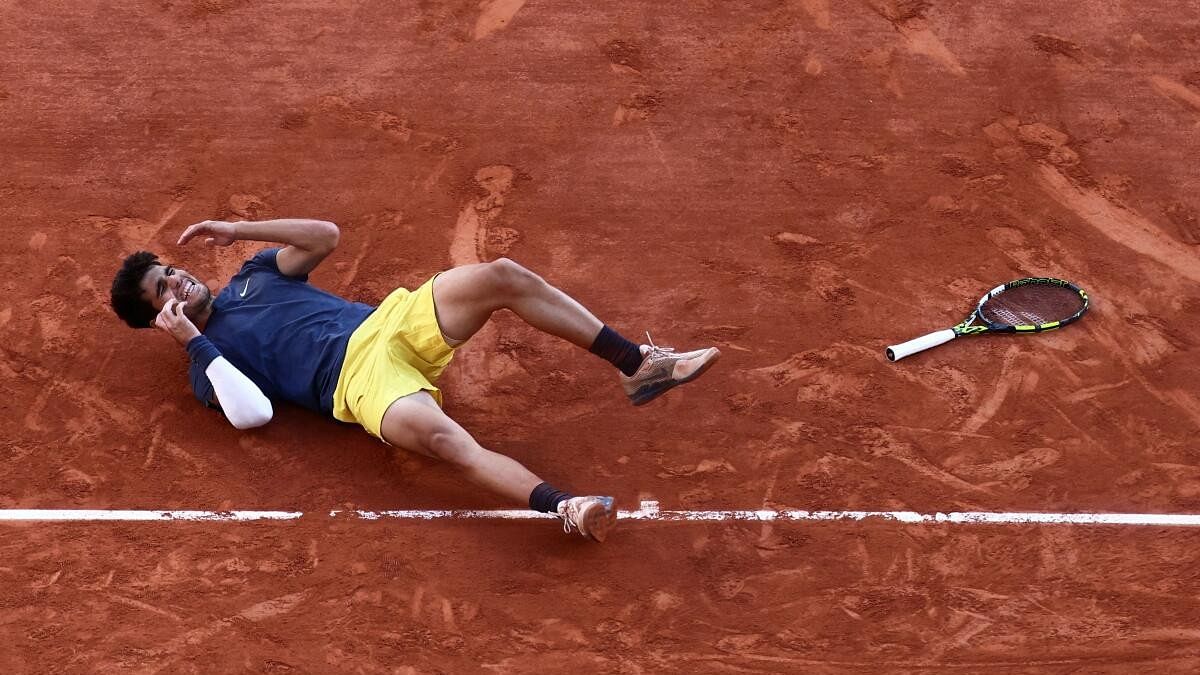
[886, 329, 956, 361]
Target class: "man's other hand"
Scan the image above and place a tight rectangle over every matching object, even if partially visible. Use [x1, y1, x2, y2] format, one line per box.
[178, 220, 238, 247]
[155, 299, 201, 345]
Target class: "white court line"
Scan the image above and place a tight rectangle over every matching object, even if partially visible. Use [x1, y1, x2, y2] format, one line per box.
[0, 510, 305, 521]
[3, 501, 1200, 526]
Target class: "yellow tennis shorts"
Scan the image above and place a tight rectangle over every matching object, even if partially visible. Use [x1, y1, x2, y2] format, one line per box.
[332, 275, 455, 439]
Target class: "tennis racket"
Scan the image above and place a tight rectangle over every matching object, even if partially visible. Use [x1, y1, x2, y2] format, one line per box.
[886, 277, 1089, 362]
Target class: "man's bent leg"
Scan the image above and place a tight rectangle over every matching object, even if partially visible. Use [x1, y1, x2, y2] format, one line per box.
[379, 392, 618, 541]
[380, 391, 541, 504]
[431, 259, 602, 348]
[431, 258, 720, 405]
[432, 259, 642, 374]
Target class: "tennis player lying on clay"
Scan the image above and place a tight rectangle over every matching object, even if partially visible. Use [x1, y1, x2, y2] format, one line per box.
[109, 219, 720, 542]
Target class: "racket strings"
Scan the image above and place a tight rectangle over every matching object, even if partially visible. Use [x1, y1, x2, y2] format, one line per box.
[980, 284, 1084, 327]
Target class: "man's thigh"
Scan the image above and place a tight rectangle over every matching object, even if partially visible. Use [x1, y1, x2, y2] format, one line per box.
[379, 390, 471, 458]
[430, 262, 501, 345]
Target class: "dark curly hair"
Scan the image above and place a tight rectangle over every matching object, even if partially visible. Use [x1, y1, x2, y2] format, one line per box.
[110, 251, 161, 328]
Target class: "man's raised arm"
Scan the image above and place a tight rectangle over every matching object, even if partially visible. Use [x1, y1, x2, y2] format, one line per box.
[177, 218, 340, 277]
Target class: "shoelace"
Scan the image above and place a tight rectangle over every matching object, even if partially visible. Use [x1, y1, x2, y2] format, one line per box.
[644, 331, 676, 358]
[558, 503, 577, 534]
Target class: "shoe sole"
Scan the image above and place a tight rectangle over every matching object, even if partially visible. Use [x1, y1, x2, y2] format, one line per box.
[582, 497, 618, 542]
[629, 348, 721, 407]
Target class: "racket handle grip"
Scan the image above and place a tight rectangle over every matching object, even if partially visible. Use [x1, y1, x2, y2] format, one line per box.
[886, 329, 956, 361]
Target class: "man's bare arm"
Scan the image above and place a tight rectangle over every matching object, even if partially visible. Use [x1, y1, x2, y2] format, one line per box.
[177, 219, 340, 277]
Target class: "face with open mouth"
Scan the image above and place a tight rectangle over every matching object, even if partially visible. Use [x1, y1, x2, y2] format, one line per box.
[140, 264, 213, 318]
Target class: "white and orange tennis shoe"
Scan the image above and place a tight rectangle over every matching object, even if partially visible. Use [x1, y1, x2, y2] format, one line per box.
[620, 334, 721, 406]
[557, 496, 618, 542]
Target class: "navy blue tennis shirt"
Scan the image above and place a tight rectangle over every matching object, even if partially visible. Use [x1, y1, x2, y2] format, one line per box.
[185, 248, 375, 415]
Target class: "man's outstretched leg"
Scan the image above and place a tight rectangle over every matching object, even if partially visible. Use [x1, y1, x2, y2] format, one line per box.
[431, 258, 721, 404]
[380, 392, 618, 542]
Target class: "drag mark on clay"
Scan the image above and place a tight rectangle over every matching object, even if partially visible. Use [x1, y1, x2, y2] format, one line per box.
[753, 465, 783, 552]
[1089, 325, 1200, 429]
[442, 597, 463, 632]
[1163, 388, 1200, 431]
[473, 0, 527, 40]
[885, 424, 995, 440]
[1063, 379, 1131, 403]
[867, 1, 966, 77]
[420, 154, 452, 192]
[447, 166, 526, 404]
[897, 23, 966, 76]
[1030, 33, 1088, 63]
[1148, 75, 1200, 114]
[410, 585, 425, 619]
[315, 95, 412, 143]
[644, 129, 673, 177]
[868, 433, 994, 497]
[952, 447, 1062, 487]
[450, 165, 514, 266]
[800, 0, 832, 30]
[23, 385, 52, 432]
[336, 232, 372, 295]
[1035, 164, 1200, 284]
[155, 199, 183, 230]
[930, 615, 995, 659]
[959, 345, 1020, 434]
[82, 216, 165, 258]
[105, 592, 184, 622]
[142, 592, 310, 674]
[1043, 398, 1110, 457]
[612, 91, 663, 126]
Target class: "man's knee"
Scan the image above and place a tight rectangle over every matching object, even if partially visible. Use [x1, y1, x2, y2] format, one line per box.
[425, 428, 476, 465]
[489, 258, 541, 298]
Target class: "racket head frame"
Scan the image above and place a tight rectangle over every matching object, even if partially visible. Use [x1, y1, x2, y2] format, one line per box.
[955, 277, 1089, 336]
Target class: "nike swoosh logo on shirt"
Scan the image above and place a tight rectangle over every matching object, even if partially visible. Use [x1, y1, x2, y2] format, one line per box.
[239, 278, 251, 297]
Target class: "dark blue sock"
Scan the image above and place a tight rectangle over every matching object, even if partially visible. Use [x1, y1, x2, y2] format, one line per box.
[529, 482, 573, 513]
[589, 325, 644, 376]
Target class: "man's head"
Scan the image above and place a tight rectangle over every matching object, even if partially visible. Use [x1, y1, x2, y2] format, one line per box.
[110, 251, 213, 328]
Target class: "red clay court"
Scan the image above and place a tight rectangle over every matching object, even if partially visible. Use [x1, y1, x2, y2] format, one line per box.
[3, 1, 1200, 672]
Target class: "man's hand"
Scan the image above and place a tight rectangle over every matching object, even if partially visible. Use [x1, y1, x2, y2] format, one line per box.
[155, 299, 202, 346]
[178, 220, 238, 247]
